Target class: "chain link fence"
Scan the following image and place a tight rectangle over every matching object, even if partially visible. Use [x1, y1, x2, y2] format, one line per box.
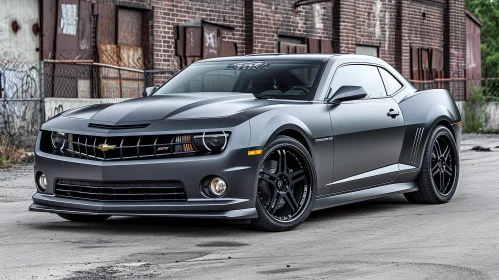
[0, 60, 43, 148]
[43, 60, 176, 99]
[409, 78, 499, 101]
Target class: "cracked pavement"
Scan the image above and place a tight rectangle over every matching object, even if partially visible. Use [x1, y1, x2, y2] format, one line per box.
[1, 134, 499, 279]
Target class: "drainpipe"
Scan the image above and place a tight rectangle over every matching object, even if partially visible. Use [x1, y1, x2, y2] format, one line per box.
[39, 0, 45, 122]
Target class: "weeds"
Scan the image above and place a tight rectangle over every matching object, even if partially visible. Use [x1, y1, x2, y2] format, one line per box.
[0, 135, 28, 168]
[464, 85, 489, 133]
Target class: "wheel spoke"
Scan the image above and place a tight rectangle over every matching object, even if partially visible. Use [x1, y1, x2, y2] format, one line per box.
[444, 169, 453, 177]
[435, 139, 443, 158]
[284, 192, 299, 213]
[442, 145, 450, 160]
[289, 169, 304, 178]
[432, 166, 440, 176]
[445, 164, 453, 172]
[277, 149, 288, 174]
[439, 171, 445, 192]
[266, 191, 280, 214]
[260, 169, 277, 180]
[259, 176, 277, 189]
[291, 175, 305, 186]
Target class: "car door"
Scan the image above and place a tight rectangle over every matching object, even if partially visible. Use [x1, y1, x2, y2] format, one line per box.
[328, 64, 406, 194]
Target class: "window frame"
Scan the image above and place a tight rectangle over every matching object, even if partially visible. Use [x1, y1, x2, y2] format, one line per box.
[377, 66, 404, 96]
[327, 63, 390, 100]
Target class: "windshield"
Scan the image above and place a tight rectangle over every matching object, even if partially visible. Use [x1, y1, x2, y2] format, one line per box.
[152, 60, 326, 100]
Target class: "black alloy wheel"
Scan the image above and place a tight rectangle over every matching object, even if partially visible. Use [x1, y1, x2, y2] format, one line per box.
[405, 125, 459, 204]
[251, 136, 315, 231]
[430, 132, 457, 196]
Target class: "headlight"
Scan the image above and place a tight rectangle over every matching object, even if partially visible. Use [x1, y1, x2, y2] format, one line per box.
[194, 132, 229, 152]
[51, 132, 65, 149]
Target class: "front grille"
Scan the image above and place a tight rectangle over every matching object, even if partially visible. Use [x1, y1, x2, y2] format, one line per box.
[63, 133, 196, 161]
[54, 180, 187, 201]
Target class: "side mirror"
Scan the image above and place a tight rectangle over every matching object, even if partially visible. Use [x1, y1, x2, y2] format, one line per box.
[143, 86, 157, 97]
[328, 86, 367, 103]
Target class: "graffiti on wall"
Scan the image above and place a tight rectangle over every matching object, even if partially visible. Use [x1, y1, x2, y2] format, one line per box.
[0, 60, 42, 147]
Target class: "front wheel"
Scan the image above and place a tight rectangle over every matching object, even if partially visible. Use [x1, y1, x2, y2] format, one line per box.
[250, 136, 316, 231]
[405, 125, 459, 204]
[57, 213, 111, 222]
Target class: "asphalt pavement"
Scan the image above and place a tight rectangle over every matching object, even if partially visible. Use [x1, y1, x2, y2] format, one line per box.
[0, 134, 498, 280]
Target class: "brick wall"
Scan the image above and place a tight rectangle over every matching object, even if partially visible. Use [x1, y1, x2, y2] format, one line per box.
[150, 0, 246, 71]
[250, 0, 332, 54]
[93, 0, 466, 82]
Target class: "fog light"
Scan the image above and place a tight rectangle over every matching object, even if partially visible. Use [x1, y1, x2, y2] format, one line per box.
[202, 176, 228, 197]
[36, 172, 47, 192]
[209, 177, 227, 196]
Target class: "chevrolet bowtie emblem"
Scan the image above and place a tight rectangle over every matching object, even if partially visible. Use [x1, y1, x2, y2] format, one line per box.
[98, 144, 116, 152]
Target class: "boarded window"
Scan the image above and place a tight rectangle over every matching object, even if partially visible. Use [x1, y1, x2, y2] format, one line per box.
[410, 47, 444, 81]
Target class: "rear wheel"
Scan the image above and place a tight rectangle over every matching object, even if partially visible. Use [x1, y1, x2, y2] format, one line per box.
[405, 125, 459, 204]
[57, 213, 111, 222]
[251, 136, 316, 231]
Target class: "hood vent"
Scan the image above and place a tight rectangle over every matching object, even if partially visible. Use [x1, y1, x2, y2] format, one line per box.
[88, 123, 150, 130]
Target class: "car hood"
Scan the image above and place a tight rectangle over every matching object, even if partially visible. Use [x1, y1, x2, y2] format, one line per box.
[63, 93, 280, 122]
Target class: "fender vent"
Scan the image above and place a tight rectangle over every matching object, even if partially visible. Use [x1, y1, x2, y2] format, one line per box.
[410, 127, 424, 165]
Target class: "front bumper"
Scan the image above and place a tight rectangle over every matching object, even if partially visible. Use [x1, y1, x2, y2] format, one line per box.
[31, 128, 260, 219]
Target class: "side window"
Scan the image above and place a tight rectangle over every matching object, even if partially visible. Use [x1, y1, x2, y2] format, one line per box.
[330, 65, 387, 99]
[379, 68, 403, 95]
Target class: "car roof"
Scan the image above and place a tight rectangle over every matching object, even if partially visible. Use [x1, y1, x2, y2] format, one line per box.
[195, 53, 389, 65]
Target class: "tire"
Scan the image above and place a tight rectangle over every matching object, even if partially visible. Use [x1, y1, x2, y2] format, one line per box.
[405, 125, 459, 204]
[57, 213, 111, 222]
[250, 135, 316, 231]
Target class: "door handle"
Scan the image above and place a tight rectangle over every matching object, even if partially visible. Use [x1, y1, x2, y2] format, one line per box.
[387, 109, 400, 118]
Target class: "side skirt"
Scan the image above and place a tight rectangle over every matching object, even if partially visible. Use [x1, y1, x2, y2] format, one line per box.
[313, 182, 418, 211]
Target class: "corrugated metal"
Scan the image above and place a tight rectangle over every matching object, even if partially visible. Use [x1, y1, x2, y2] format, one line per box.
[466, 15, 482, 98]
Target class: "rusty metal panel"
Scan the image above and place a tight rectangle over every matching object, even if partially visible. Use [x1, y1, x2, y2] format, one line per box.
[421, 49, 429, 80]
[42, 0, 57, 59]
[220, 42, 237, 57]
[117, 8, 142, 46]
[141, 10, 151, 69]
[320, 39, 333, 53]
[202, 26, 218, 59]
[410, 47, 420, 80]
[279, 42, 292, 53]
[185, 27, 202, 57]
[55, 0, 93, 60]
[175, 26, 186, 67]
[295, 44, 308, 54]
[307, 38, 320, 53]
[97, 3, 116, 45]
[466, 15, 481, 98]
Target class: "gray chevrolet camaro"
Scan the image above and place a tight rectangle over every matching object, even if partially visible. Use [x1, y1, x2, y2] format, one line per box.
[30, 54, 461, 231]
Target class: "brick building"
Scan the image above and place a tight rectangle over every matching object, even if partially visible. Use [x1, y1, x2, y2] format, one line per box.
[39, 0, 467, 92]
